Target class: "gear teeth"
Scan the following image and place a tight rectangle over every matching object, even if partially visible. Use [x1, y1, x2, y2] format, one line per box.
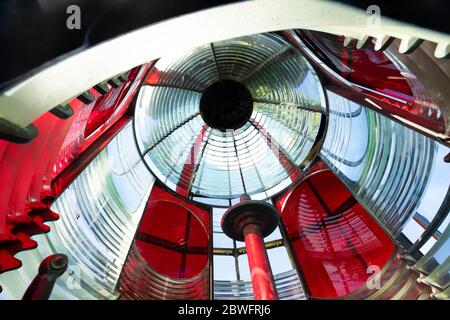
[118, 74, 128, 83]
[0, 118, 38, 144]
[339, 32, 448, 59]
[9, 214, 49, 236]
[13, 233, 38, 250]
[434, 42, 450, 59]
[398, 37, 424, 54]
[0, 253, 22, 274]
[93, 82, 110, 95]
[0, 207, 58, 274]
[76, 90, 95, 104]
[356, 36, 374, 50]
[49, 104, 74, 120]
[374, 36, 394, 51]
[30, 208, 59, 222]
[107, 77, 123, 88]
[343, 36, 357, 48]
[28, 215, 51, 234]
[0, 231, 17, 244]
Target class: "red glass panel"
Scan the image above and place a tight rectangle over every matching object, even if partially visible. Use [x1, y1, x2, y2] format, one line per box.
[277, 161, 395, 298]
[315, 34, 413, 96]
[139, 201, 189, 245]
[135, 241, 183, 278]
[298, 30, 445, 134]
[135, 185, 210, 279]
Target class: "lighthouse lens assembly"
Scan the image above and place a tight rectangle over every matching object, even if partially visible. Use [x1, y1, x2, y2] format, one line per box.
[0, 1, 449, 301]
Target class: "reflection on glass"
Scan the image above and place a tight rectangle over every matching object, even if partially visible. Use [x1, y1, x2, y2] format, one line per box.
[118, 185, 210, 300]
[277, 163, 395, 298]
[321, 91, 437, 237]
[412, 222, 450, 290]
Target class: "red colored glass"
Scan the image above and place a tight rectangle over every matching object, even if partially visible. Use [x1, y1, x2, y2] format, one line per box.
[277, 161, 395, 298]
[135, 185, 210, 279]
[298, 30, 445, 134]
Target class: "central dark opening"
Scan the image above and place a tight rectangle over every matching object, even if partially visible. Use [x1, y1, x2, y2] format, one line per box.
[200, 80, 253, 131]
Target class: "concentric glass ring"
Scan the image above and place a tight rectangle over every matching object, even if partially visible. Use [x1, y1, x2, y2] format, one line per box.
[134, 33, 326, 202]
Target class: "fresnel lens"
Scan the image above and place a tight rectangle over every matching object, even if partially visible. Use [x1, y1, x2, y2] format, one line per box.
[0, 29, 448, 301]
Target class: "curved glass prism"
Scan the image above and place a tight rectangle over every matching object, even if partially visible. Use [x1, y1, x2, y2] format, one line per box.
[134, 33, 325, 201]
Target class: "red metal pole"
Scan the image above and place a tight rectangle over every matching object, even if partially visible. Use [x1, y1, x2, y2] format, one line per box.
[242, 223, 278, 300]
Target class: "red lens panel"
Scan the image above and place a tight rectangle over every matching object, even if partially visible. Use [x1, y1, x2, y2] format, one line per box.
[277, 161, 395, 298]
[298, 30, 445, 134]
[135, 185, 210, 279]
